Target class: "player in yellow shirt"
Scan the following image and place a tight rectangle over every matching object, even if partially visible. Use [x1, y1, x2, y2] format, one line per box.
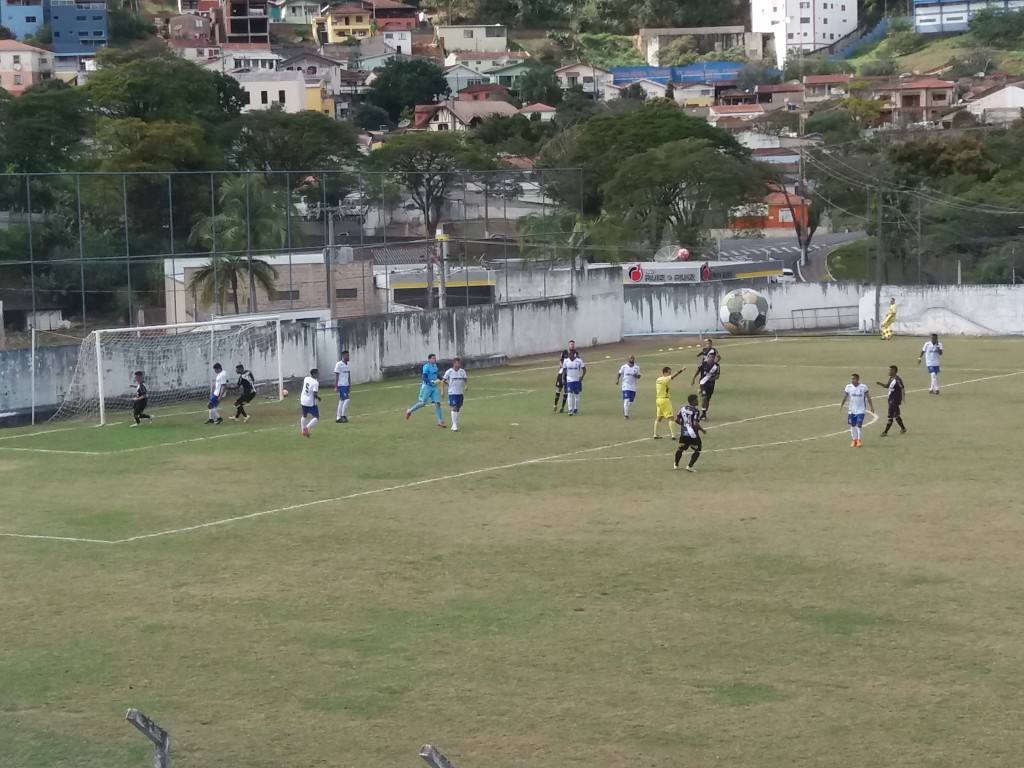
[653, 365, 685, 439]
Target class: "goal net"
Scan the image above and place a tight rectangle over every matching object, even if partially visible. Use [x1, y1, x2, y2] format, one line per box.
[50, 316, 284, 425]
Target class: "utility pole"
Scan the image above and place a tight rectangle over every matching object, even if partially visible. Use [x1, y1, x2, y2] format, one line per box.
[798, 112, 808, 268]
[874, 177, 884, 331]
[326, 213, 338, 318]
[916, 194, 922, 284]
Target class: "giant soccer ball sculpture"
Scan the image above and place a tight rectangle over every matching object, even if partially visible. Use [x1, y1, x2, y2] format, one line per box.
[719, 288, 769, 335]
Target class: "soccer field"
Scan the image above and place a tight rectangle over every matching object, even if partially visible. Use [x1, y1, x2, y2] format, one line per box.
[3, 334, 1024, 768]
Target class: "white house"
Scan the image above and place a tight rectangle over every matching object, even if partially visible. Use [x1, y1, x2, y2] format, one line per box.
[519, 102, 556, 121]
[435, 24, 508, 53]
[418, 99, 518, 131]
[914, 0, 1024, 33]
[554, 61, 613, 100]
[443, 62, 488, 93]
[0, 40, 54, 96]
[278, 50, 347, 95]
[606, 77, 668, 101]
[379, 28, 412, 54]
[201, 47, 284, 73]
[962, 83, 1024, 124]
[232, 70, 307, 113]
[751, 0, 859, 67]
[443, 50, 527, 74]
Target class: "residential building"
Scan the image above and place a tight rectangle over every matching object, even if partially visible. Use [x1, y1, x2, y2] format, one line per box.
[914, 0, 1024, 33]
[313, 4, 373, 44]
[201, 45, 282, 72]
[414, 99, 518, 130]
[555, 61, 613, 100]
[707, 103, 766, 125]
[378, 27, 410, 54]
[958, 83, 1024, 124]
[802, 72, 853, 102]
[0, 0, 46, 40]
[168, 38, 222, 62]
[637, 26, 766, 66]
[519, 102, 556, 121]
[332, 67, 369, 119]
[352, 34, 401, 69]
[673, 82, 716, 107]
[732, 191, 809, 232]
[0, 39, 52, 95]
[436, 24, 507, 53]
[870, 77, 956, 124]
[755, 82, 805, 107]
[268, 0, 320, 25]
[360, 0, 418, 31]
[443, 50, 526, 75]
[178, 0, 220, 13]
[166, 13, 212, 39]
[304, 76, 328, 113]
[456, 82, 509, 102]
[224, 0, 270, 45]
[443, 62, 487, 93]
[232, 69, 307, 112]
[279, 50, 347, 94]
[750, 0, 859, 67]
[49, 0, 108, 64]
[485, 60, 532, 89]
[607, 77, 670, 100]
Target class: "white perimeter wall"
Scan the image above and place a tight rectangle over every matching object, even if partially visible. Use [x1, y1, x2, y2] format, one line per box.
[862, 285, 1024, 335]
[624, 282, 865, 335]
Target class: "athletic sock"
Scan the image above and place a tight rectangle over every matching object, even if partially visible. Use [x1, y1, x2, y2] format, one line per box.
[560, 393, 567, 409]
[300, 417, 306, 431]
[689, 450, 701, 468]
[409, 401, 425, 414]
[674, 447, 683, 466]
[653, 420, 660, 437]
[337, 401, 343, 420]
[211, 408, 219, 420]
[306, 417, 318, 431]
[434, 404, 443, 423]
[341, 399, 349, 418]
[896, 417, 905, 429]
[451, 411, 459, 428]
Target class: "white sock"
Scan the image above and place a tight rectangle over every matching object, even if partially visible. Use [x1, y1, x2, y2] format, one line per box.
[337, 401, 343, 419]
[211, 408, 219, 419]
[451, 411, 459, 428]
[306, 417, 318, 431]
[931, 373, 938, 391]
[623, 400, 629, 416]
[341, 399, 350, 417]
[856, 426, 862, 440]
[209, 409, 215, 420]
[851, 427, 856, 439]
[300, 417, 306, 431]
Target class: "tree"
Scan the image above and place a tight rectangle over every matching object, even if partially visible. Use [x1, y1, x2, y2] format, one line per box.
[736, 64, 781, 92]
[554, 85, 603, 126]
[663, 80, 675, 101]
[657, 35, 698, 66]
[540, 98, 746, 215]
[602, 138, 760, 248]
[618, 82, 646, 102]
[517, 65, 563, 106]
[858, 59, 897, 77]
[107, 6, 155, 45]
[0, 80, 91, 174]
[228, 107, 359, 173]
[0, 24, 15, 40]
[879, 18, 924, 57]
[350, 103, 394, 131]
[188, 175, 287, 314]
[471, 114, 556, 155]
[805, 108, 858, 144]
[840, 96, 882, 129]
[364, 59, 450, 122]
[92, 118, 213, 172]
[369, 132, 493, 237]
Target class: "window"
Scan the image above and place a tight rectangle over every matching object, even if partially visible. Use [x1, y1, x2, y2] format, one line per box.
[92, 14, 102, 20]
[13, 55, 20, 64]
[356, 15, 363, 22]
[261, 90, 269, 104]
[242, 91, 251, 105]
[336, 288, 358, 299]
[278, 290, 300, 300]
[933, 92, 947, 101]
[840, 4, 845, 9]
[197, 48, 205, 56]
[822, 17, 827, 23]
[53, 31, 60, 37]
[778, 209, 793, 223]
[485, 26, 503, 36]
[25, 15, 36, 22]
[76, 14, 85, 19]
[583, 75, 593, 83]
[787, 32, 794, 38]
[385, 32, 393, 38]
[14, 74, 23, 85]
[463, 29, 474, 38]
[279, 90, 286, 103]
[78, 30, 88, 36]
[93, 30, 103, 35]
[799, 1, 809, 6]
[830, 33, 835, 39]
[799, 16, 810, 23]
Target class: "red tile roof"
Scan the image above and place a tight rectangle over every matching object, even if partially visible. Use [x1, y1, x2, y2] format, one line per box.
[765, 191, 810, 206]
[756, 83, 804, 93]
[0, 40, 49, 54]
[710, 104, 765, 115]
[520, 102, 556, 112]
[803, 73, 853, 85]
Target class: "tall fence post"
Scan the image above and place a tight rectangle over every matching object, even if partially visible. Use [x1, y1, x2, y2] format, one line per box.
[125, 709, 170, 768]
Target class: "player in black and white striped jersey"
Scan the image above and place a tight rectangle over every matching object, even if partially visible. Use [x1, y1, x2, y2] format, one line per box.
[130, 370, 153, 427]
[877, 365, 907, 436]
[692, 353, 721, 420]
[697, 338, 717, 363]
[229, 363, 257, 422]
[673, 394, 706, 472]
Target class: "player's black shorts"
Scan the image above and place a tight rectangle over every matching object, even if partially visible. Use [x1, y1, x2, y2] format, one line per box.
[133, 399, 148, 416]
[701, 382, 716, 398]
[235, 392, 256, 406]
[678, 435, 702, 451]
[555, 373, 564, 389]
[887, 401, 901, 419]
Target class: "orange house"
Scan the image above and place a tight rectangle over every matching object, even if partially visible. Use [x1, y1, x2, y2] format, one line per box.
[731, 192, 809, 231]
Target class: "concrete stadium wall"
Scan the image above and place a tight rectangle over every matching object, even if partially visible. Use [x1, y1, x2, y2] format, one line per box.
[0, 344, 80, 417]
[322, 268, 624, 384]
[623, 282, 865, 335]
[863, 285, 1024, 335]
[493, 267, 574, 303]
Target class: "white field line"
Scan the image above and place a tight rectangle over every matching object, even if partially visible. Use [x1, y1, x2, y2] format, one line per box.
[2, 369, 1018, 546]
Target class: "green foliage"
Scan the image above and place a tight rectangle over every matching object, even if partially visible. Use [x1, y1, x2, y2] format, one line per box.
[969, 7, 1024, 47]
[858, 58, 897, 77]
[24, 22, 50, 45]
[228, 107, 359, 173]
[736, 64, 782, 92]
[0, 80, 91, 173]
[658, 35, 698, 67]
[540, 99, 746, 216]
[554, 85, 604, 126]
[602, 138, 762, 247]
[576, 33, 645, 68]
[751, 109, 801, 136]
[945, 49, 997, 79]
[840, 96, 882, 129]
[805, 108, 858, 144]
[879, 18, 924, 58]
[782, 57, 852, 82]
[888, 136, 998, 184]
[350, 103, 394, 131]
[92, 118, 213, 172]
[107, 6, 156, 46]
[369, 132, 496, 235]
[617, 82, 646, 102]
[471, 114, 557, 155]
[517, 65, 563, 106]
[364, 59, 450, 122]
[0, 24, 15, 40]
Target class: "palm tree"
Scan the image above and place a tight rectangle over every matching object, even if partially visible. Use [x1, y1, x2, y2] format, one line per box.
[188, 175, 290, 314]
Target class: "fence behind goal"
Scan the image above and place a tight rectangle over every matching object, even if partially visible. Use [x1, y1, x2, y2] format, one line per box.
[49, 317, 285, 426]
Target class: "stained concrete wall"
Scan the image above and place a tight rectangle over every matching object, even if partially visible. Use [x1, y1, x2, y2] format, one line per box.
[863, 285, 1024, 335]
[623, 282, 866, 335]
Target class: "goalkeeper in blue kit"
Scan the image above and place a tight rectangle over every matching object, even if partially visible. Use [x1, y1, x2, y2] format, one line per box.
[405, 353, 446, 428]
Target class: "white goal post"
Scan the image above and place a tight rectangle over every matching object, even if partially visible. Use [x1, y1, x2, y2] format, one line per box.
[51, 315, 285, 426]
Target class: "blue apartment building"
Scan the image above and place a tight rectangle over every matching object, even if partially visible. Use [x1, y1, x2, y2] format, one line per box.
[914, 0, 1024, 33]
[48, 0, 107, 64]
[0, 0, 47, 39]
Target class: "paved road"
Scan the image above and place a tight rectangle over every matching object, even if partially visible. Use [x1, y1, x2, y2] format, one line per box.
[712, 232, 866, 270]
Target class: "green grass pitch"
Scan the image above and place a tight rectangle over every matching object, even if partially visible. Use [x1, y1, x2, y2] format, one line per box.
[2, 334, 1024, 768]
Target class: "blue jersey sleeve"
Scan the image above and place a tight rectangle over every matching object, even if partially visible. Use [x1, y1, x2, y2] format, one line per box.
[422, 364, 433, 385]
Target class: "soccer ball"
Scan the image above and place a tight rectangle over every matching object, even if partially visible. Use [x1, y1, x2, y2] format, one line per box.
[281, 388, 289, 397]
[881, 327, 894, 340]
[677, 248, 690, 261]
[719, 288, 769, 335]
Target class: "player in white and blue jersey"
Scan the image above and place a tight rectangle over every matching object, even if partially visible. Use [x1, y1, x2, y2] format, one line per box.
[299, 368, 321, 438]
[917, 333, 944, 394]
[615, 355, 641, 418]
[334, 350, 352, 423]
[441, 358, 468, 432]
[406, 354, 445, 427]
[206, 362, 228, 424]
[562, 349, 586, 415]
[839, 372, 874, 448]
